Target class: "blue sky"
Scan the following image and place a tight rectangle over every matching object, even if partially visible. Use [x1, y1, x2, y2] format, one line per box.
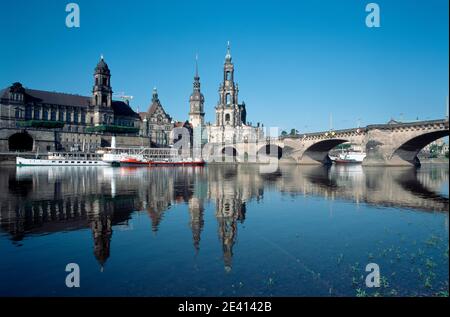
[0, 0, 448, 132]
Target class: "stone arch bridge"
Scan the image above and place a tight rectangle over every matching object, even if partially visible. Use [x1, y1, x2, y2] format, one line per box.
[211, 119, 449, 166]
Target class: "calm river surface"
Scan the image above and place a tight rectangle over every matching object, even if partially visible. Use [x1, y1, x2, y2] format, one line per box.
[0, 164, 448, 296]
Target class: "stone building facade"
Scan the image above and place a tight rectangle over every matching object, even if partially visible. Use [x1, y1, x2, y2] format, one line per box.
[0, 57, 147, 152]
[139, 88, 174, 147]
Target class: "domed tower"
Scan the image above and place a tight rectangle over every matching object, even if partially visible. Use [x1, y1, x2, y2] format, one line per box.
[92, 55, 114, 125]
[189, 55, 205, 128]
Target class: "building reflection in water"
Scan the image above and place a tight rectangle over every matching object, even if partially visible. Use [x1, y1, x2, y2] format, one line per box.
[0, 164, 448, 270]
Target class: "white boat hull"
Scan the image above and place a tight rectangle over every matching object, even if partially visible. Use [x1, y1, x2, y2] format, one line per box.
[16, 157, 110, 166]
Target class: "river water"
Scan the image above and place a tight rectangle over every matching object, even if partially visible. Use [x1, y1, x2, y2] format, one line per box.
[0, 164, 448, 296]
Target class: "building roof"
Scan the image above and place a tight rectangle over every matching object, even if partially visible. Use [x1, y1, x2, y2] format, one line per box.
[144, 88, 172, 121]
[111, 101, 140, 118]
[24, 89, 91, 107]
[174, 120, 192, 128]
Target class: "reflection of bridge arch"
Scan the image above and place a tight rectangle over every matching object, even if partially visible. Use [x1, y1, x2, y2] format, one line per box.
[391, 131, 449, 166]
[257, 144, 283, 160]
[301, 139, 348, 165]
[8, 132, 33, 152]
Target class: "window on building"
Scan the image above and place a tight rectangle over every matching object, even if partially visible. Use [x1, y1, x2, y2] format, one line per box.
[80, 112, 86, 124]
[73, 111, 78, 124]
[25, 107, 32, 120]
[226, 94, 231, 105]
[59, 110, 64, 121]
[225, 113, 230, 123]
[42, 108, 48, 120]
[51, 109, 57, 121]
[226, 71, 231, 81]
[66, 110, 71, 123]
[34, 108, 40, 120]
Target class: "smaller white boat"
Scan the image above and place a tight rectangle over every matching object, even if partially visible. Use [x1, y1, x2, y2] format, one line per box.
[16, 152, 110, 166]
[332, 151, 366, 164]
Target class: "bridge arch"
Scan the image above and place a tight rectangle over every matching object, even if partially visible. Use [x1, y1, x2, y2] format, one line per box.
[257, 144, 283, 160]
[391, 130, 449, 166]
[8, 132, 33, 152]
[221, 146, 238, 162]
[301, 139, 349, 164]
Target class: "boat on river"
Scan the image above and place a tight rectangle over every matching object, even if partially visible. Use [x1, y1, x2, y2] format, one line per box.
[16, 152, 109, 166]
[332, 151, 366, 164]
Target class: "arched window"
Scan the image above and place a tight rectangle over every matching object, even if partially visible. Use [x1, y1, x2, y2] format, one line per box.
[226, 71, 231, 81]
[226, 94, 231, 105]
[225, 113, 230, 124]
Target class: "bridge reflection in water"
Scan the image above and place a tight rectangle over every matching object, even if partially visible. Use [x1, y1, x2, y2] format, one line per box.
[0, 164, 448, 271]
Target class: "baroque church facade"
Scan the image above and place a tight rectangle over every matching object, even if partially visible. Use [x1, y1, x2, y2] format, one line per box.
[188, 43, 264, 147]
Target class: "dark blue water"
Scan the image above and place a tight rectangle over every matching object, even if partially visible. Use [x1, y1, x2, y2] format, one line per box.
[0, 164, 448, 296]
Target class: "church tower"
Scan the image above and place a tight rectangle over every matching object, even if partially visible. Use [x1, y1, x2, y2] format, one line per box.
[92, 56, 114, 125]
[189, 55, 205, 128]
[215, 42, 244, 127]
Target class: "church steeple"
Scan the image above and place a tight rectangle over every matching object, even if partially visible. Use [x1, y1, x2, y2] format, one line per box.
[215, 42, 243, 127]
[225, 41, 232, 63]
[92, 55, 112, 107]
[189, 54, 205, 128]
[193, 54, 201, 91]
[92, 55, 114, 126]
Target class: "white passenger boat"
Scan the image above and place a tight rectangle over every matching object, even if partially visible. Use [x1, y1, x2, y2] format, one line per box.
[16, 152, 110, 166]
[332, 151, 366, 164]
[101, 146, 181, 166]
